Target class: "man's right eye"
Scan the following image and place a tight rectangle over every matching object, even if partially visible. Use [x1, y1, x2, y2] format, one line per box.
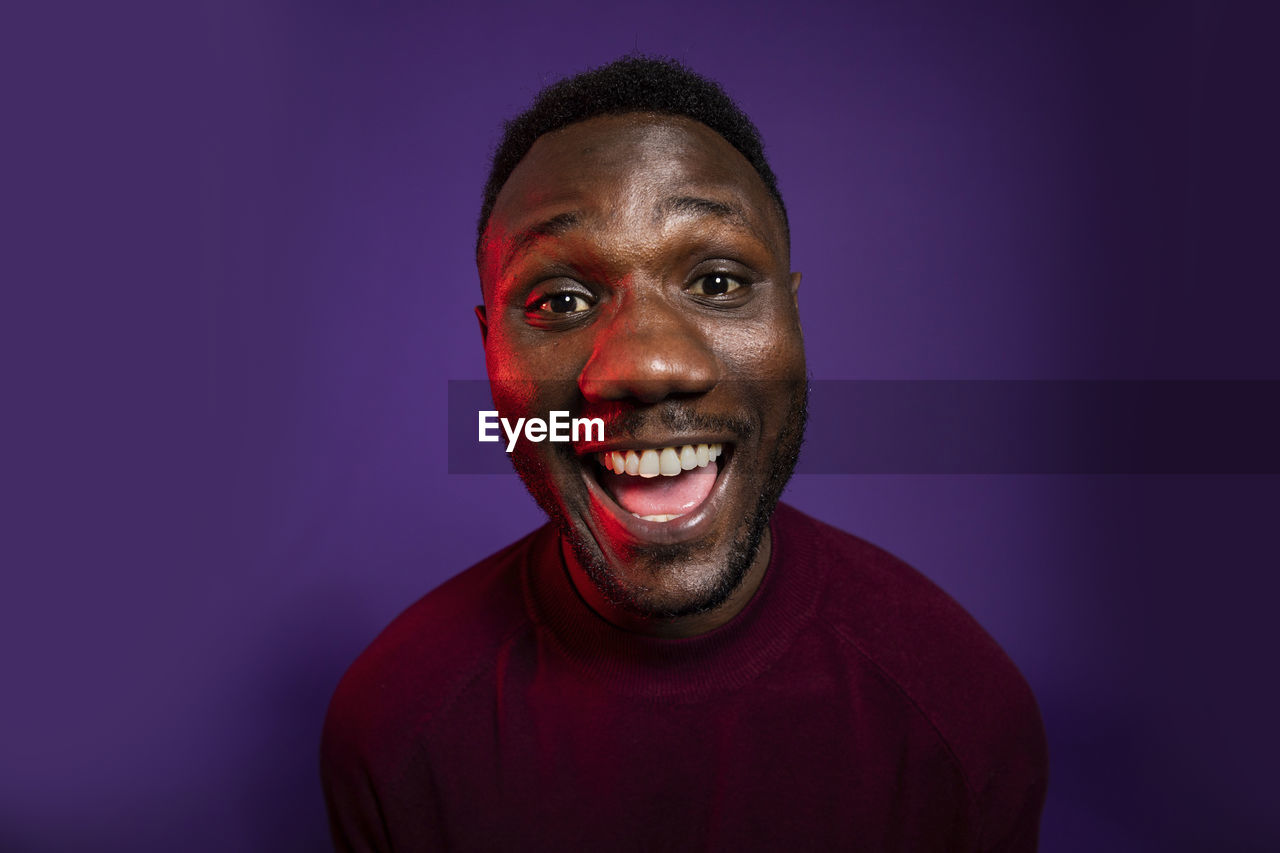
[533, 293, 591, 314]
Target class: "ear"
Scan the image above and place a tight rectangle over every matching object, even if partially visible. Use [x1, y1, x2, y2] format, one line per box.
[475, 305, 488, 344]
[789, 272, 802, 307]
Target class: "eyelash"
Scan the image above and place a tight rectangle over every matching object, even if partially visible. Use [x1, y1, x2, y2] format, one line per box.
[688, 273, 745, 298]
[525, 271, 750, 319]
[530, 292, 593, 315]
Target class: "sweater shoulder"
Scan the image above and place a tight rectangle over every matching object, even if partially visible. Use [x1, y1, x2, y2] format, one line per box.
[776, 504, 1047, 795]
[321, 526, 545, 763]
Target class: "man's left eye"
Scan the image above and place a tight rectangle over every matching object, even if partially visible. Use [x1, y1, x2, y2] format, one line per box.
[688, 274, 743, 297]
[535, 293, 592, 314]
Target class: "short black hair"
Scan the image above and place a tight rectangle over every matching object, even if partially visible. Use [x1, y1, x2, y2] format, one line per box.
[476, 56, 788, 259]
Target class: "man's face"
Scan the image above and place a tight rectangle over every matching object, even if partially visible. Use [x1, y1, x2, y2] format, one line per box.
[478, 113, 806, 623]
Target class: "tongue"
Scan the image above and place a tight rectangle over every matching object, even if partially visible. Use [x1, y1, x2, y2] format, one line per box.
[602, 463, 718, 518]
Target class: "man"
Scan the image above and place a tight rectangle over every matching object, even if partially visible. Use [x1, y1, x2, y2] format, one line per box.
[322, 57, 1048, 851]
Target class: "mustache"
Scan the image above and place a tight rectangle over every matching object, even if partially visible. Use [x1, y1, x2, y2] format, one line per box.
[585, 401, 756, 443]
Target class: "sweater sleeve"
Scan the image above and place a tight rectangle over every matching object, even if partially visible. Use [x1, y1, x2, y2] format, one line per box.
[319, 698, 397, 853]
[975, 688, 1050, 853]
[320, 655, 457, 852]
[319, 716, 454, 852]
[319, 678, 449, 852]
[320, 757, 392, 852]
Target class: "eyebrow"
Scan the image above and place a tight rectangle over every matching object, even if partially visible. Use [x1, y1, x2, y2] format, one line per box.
[504, 211, 582, 267]
[656, 195, 751, 229]
[501, 195, 755, 268]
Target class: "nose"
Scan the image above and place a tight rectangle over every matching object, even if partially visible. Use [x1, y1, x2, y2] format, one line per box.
[578, 291, 719, 404]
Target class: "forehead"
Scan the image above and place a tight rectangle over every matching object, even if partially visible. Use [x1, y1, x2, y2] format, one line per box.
[481, 114, 787, 284]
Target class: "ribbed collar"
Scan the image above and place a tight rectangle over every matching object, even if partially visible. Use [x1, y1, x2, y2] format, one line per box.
[521, 503, 829, 701]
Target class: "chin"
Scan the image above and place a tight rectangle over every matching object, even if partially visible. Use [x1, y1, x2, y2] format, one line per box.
[507, 381, 808, 622]
[569, 519, 765, 620]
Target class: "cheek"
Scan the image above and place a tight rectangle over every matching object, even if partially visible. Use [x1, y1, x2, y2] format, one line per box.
[709, 308, 805, 442]
[485, 323, 592, 383]
[482, 326, 529, 382]
[717, 315, 806, 380]
[486, 333, 587, 422]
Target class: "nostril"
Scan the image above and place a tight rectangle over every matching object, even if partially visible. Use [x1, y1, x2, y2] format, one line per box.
[579, 367, 719, 405]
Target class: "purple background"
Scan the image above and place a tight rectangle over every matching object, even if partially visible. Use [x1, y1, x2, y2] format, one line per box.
[5, 0, 1278, 850]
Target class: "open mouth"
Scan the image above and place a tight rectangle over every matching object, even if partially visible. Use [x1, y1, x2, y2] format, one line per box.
[595, 443, 725, 521]
[580, 441, 735, 545]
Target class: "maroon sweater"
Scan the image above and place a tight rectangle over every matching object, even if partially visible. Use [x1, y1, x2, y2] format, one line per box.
[321, 503, 1047, 851]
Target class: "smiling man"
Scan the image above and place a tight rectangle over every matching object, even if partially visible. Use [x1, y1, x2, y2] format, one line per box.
[322, 58, 1048, 852]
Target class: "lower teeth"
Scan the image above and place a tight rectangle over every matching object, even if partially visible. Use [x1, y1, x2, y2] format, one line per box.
[636, 513, 679, 522]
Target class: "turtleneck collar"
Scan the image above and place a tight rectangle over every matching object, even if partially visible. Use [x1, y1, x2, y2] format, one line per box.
[520, 503, 829, 700]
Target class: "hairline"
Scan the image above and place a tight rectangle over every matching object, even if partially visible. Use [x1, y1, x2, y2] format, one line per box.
[475, 111, 792, 276]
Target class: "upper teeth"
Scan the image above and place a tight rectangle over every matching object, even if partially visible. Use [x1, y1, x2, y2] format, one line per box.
[597, 443, 723, 478]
